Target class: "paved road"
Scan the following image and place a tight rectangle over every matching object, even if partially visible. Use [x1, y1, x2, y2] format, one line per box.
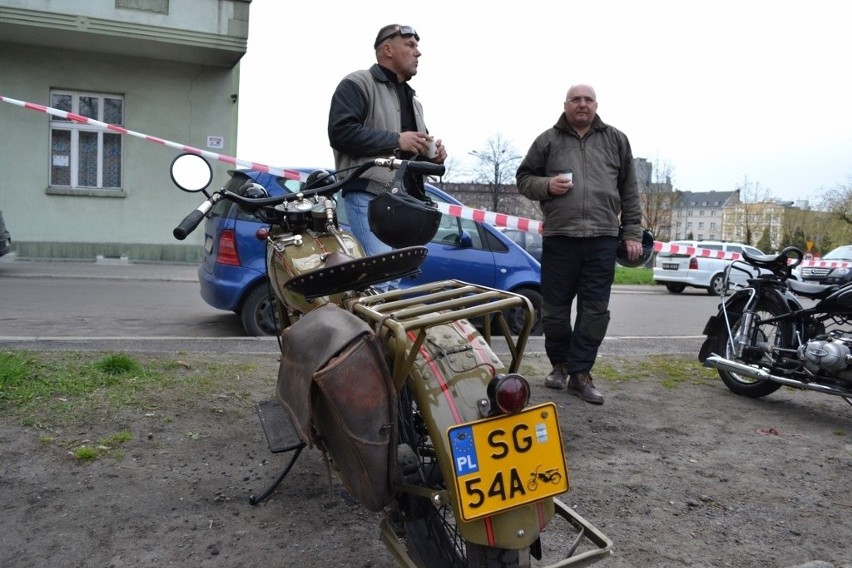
[0, 256, 710, 357]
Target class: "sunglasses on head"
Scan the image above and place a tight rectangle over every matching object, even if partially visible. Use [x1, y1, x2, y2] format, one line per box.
[374, 25, 419, 49]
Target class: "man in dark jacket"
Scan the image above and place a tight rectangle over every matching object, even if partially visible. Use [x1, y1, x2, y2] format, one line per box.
[516, 84, 642, 405]
[327, 24, 446, 290]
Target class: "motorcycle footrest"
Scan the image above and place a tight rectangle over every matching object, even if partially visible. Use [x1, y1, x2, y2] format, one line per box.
[255, 399, 303, 453]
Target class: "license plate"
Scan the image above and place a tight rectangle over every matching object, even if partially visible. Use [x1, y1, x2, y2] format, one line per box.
[663, 262, 678, 270]
[204, 235, 213, 254]
[447, 403, 568, 521]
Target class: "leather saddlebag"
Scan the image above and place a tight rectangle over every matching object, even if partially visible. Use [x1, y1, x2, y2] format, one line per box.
[276, 303, 398, 511]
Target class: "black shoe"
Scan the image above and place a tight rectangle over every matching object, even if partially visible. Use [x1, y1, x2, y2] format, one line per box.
[567, 372, 604, 404]
[544, 364, 568, 389]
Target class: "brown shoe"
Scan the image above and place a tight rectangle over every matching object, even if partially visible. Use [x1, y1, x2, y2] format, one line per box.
[567, 372, 604, 404]
[544, 364, 568, 390]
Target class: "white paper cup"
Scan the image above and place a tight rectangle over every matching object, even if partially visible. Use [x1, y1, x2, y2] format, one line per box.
[560, 171, 573, 182]
[426, 137, 438, 159]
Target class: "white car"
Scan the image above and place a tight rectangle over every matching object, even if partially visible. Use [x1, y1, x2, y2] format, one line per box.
[653, 240, 765, 295]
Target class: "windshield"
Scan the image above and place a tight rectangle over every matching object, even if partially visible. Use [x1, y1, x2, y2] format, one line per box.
[823, 246, 852, 260]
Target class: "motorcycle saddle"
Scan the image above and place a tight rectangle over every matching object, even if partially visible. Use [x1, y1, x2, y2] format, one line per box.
[283, 245, 427, 299]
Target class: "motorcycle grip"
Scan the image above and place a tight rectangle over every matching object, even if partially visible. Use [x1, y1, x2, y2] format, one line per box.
[406, 161, 446, 177]
[173, 209, 205, 240]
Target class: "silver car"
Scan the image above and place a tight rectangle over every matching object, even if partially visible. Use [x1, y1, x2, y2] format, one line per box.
[0, 211, 11, 258]
[653, 240, 765, 295]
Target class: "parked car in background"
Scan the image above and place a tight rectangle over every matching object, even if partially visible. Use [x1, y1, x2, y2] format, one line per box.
[653, 240, 765, 295]
[794, 245, 852, 285]
[198, 168, 543, 336]
[0, 211, 11, 257]
[500, 228, 542, 261]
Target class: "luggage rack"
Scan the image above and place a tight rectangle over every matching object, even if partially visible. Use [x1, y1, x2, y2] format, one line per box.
[250, 280, 534, 505]
[348, 279, 533, 387]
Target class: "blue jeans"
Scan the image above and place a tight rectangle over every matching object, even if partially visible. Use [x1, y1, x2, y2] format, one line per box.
[541, 236, 618, 373]
[344, 191, 399, 292]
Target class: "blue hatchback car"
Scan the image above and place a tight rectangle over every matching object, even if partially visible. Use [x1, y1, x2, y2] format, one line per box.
[198, 168, 543, 336]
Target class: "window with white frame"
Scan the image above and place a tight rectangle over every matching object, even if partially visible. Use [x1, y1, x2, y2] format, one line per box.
[49, 90, 124, 190]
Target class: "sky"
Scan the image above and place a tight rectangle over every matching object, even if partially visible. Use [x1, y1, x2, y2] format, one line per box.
[236, 0, 852, 208]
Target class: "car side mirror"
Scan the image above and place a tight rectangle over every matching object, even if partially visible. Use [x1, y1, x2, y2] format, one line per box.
[457, 230, 473, 248]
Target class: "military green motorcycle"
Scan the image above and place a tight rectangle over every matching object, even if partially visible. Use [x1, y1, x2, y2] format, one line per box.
[170, 153, 611, 567]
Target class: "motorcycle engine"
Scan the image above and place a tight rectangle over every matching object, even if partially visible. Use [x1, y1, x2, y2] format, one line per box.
[798, 333, 852, 375]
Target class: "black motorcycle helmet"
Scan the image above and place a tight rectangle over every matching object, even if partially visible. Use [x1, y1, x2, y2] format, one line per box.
[237, 181, 269, 200]
[368, 190, 441, 248]
[617, 228, 655, 268]
[304, 169, 337, 190]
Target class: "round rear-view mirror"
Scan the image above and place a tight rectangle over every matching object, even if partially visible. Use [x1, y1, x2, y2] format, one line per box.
[170, 153, 213, 193]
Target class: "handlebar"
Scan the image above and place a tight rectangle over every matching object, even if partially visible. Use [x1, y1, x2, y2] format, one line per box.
[171, 157, 445, 239]
[173, 193, 223, 240]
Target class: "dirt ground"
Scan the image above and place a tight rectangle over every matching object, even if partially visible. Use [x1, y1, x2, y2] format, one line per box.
[1, 351, 851, 568]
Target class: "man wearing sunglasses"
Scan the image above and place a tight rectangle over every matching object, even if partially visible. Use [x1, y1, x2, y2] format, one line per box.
[328, 24, 447, 291]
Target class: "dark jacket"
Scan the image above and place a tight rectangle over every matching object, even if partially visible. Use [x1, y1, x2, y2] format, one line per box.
[328, 64, 427, 190]
[516, 113, 643, 242]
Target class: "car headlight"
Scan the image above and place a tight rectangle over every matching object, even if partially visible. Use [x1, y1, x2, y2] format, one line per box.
[832, 267, 850, 278]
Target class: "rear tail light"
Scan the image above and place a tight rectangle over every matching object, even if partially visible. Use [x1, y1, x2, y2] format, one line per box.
[216, 229, 240, 266]
[689, 257, 699, 270]
[487, 374, 530, 415]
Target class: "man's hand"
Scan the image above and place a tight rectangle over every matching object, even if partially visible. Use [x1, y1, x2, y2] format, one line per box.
[398, 131, 432, 157]
[547, 175, 573, 196]
[624, 239, 642, 260]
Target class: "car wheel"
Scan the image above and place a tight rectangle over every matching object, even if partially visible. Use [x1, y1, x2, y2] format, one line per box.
[240, 283, 279, 336]
[707, 274, 725, 296]
[502, 288, 543, 336]
[665, 283, 686, 294]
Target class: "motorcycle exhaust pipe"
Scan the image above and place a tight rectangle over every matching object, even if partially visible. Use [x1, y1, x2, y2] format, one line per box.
[705, 354, 852, 398]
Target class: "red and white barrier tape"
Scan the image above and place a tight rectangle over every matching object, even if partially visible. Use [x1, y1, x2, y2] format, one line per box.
[6, 94, 848, 268]
[653, 240, 852, 268]
[434, 203, 543, 234]
[0, 95, 308, 182]
[652, 241, 741, 260]
[1, 93, 549, 232]
[798, 259, 852, 268]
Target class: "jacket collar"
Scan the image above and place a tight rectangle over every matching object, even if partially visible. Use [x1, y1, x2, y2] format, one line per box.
[370, 64, 416, 94]
[555, 112, 606, 136]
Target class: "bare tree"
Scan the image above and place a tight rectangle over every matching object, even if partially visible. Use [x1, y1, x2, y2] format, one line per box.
[736, 176, 772, 245]
[639, 155, 677, 241]
[819, 178, 852, 224]
[468, 134, 522, 212]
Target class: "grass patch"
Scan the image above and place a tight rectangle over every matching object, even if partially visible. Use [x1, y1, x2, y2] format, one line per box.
[68, 429, 134, 462]
[593, 355, 717, 389]
[0, 351, 260, 429]
[613, 266, 654, 285]
[517, 352, 716, 391]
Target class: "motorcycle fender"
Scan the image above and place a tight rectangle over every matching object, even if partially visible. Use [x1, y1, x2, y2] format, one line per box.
[404, 318, 555, 548]
[698, 290, 752, 362]
[698, 287, 797, 363]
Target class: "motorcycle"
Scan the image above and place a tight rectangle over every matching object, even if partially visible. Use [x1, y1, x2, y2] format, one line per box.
[699, 245, 852, 405]
[169, 153, 612, 567]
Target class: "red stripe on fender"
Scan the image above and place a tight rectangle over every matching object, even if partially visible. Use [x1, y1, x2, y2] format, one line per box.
[484, 516, 495, 546]
[406, 331, 462, 424]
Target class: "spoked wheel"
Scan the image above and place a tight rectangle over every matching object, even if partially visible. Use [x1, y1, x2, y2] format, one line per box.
[395, 388, 466, 568]
[713, 298, 789, 398]
[394, 389, 527, 568]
